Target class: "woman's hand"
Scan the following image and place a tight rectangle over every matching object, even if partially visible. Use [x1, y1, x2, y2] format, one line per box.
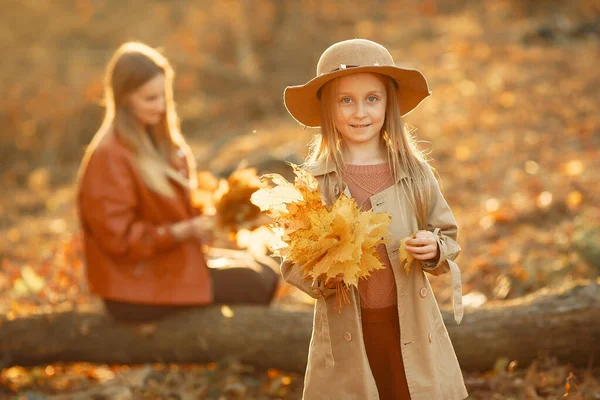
[189, 215, 216, 244]
[406, 230, 439, 261]
[170, 215, 216, 244]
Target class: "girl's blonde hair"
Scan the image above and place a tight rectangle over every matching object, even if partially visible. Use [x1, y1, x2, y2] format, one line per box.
[305, 73, 432, 229]
[78, 41, 196, 197]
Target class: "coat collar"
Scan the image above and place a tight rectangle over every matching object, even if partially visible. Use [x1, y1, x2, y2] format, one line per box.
[308, 158, 409, 183]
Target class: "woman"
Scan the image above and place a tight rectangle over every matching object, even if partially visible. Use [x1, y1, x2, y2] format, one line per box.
[77, 42, 278, 322]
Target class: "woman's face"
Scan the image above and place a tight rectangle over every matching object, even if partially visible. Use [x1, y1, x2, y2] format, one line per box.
[332, 72, 387, 148]
[128, 73, 166, 127]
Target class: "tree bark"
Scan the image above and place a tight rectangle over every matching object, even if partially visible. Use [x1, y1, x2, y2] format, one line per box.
[1, 281, 598, 372]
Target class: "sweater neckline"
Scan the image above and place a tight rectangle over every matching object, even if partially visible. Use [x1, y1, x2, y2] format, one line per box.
[342, 163, 389, 174]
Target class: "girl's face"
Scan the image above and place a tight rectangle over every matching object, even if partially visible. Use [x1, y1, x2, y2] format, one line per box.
[332, 72, 387, 148]
[128, 73, 166, 127]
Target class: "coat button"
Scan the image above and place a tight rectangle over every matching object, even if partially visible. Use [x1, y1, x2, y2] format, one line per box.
[420, 287, 428, 298]
[344, 332, 352, 342]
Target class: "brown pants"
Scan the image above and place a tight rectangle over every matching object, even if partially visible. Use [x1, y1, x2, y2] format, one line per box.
[361, 305, 412, 400]
[103, 263, 279, 323]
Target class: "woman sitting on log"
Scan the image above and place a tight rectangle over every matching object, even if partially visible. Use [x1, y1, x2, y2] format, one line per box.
[76, 42, 278, 323]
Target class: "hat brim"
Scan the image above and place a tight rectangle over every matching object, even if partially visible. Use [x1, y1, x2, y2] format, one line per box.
[284, 66, 431, 127]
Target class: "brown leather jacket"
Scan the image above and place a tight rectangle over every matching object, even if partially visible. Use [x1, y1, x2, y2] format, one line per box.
[77, 133, 212, 305]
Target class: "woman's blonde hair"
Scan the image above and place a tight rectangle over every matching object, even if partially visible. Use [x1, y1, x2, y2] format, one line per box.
[305, 73, 432, 229]
[78, 41, 196, 197]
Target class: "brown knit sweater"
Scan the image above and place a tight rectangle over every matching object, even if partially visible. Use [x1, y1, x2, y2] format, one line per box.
[342, 163, 397, 309]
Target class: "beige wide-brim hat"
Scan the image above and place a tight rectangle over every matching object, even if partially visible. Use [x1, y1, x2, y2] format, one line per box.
[284, 38, 431, 127]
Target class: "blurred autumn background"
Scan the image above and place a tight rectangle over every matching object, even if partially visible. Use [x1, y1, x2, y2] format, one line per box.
[1, 0, 600, 399]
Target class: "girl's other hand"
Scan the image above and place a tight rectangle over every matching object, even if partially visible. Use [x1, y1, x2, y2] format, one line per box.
[406, 231, 439, 261]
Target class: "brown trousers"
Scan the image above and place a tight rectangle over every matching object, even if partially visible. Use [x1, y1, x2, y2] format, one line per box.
[361, 305, 412, 400]
[103, 262, 279, 323]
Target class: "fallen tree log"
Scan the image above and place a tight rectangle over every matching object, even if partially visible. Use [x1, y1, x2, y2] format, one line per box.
[1, 281, 598, 372]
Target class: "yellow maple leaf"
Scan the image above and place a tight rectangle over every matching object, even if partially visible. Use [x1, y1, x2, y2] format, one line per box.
[283, 208, 337, 265]
[399, 231, 425, 275]
[291, 164, 320, 191]
[250, 175, 304, 217]
[358, 252, 384, 280]
[399, 238, 415, 275]
[312, 196, 361, 268]
[358, 209, 392, 250]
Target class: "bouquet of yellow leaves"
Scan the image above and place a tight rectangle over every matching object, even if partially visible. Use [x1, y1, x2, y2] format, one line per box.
[215, 168, 268, 232]
[192, 171, 221, 215]
[250, 164, 392, 311]
[192, 168, 268, 232]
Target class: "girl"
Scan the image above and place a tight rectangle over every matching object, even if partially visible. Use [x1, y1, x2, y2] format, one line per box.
[280, 39, 467, 399]
[77, 42, 278, 323]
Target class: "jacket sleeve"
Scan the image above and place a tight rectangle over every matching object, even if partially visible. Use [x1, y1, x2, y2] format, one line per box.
[421, 167, 461, 276]
[78, 148, 180, 262]
[281, 260, 337, 299]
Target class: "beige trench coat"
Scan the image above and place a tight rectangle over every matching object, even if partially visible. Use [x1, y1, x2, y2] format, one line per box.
[281, 160, 468, 400]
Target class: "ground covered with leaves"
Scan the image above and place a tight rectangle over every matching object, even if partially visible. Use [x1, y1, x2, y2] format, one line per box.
[1, 0, 600, 399]
[2, 357, 600, 399]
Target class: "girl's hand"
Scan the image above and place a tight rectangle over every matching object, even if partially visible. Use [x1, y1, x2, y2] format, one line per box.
[406, 231, 439, 261]
[324, 273, 344, 289]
